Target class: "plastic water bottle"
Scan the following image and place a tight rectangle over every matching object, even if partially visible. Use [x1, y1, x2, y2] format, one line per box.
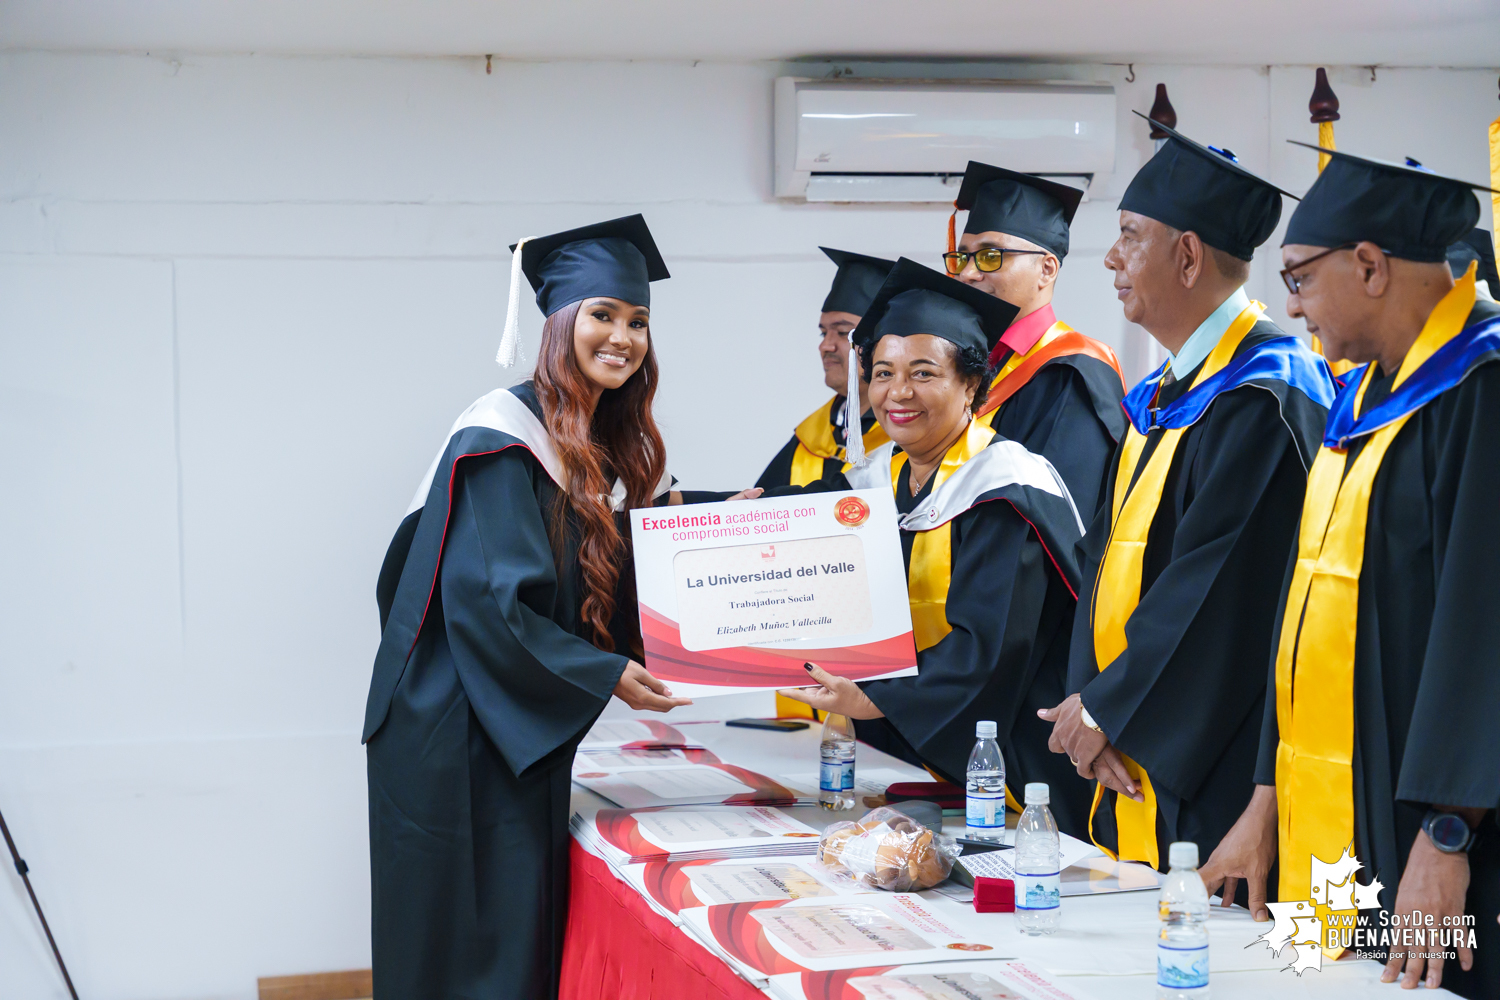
[964, 721, 1006, 841]
[818, 713, 856, 810]
[1157, 841, 1210, 998]
[1013, 782, 1061, 935]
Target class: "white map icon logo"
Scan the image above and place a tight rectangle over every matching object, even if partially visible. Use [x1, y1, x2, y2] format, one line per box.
[1259, 845, 1383, 974]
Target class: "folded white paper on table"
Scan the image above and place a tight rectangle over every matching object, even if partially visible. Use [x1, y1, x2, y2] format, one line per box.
[957, 833, 1098, 884]
[678, 891, 1020, 981]
[616, 855, 880, 925]
[570, 803, 824, 866]
[579, 718, 703, 750]
[765, 959, 1102, 1000]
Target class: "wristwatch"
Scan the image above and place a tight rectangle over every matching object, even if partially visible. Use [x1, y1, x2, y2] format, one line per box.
[1079, 704, 1105, 735]
[1422, 810, 1475, 853]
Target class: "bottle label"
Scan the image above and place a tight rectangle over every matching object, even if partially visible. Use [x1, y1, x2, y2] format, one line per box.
[1014, 871, 1060, 910]
[820, 759, 854, 792]
[1157, 943, 1209, 990]
[965, 791, 1004, 829]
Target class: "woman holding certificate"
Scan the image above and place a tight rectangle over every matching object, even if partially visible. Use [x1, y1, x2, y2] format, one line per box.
[362, 216, 732, 1000]
[777, 258, 1094, 837]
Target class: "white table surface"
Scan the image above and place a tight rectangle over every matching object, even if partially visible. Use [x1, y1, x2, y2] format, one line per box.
[573, 714, 1455, 999]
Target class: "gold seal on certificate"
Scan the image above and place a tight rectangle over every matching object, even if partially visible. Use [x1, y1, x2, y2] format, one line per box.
[629, 490, 918, 699]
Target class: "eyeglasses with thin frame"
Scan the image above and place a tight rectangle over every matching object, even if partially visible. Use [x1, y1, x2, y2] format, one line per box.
[1281, 243, 1390, 295]
[942, 247, 1049, 275]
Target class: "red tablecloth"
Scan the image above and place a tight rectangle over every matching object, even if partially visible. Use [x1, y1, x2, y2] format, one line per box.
[560, 839, 764, 1000]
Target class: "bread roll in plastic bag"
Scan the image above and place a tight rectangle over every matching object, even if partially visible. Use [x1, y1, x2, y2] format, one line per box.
[817, 806, 962, 891]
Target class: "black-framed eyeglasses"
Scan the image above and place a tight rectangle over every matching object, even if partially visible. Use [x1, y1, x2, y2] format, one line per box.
[942, 247, 1048, 275]
[1281, 243, 1390, 294]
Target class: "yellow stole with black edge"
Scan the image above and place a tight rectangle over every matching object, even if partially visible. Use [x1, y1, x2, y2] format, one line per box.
[787, 396, 892, 487]
[1086, 300, 1267, 869]
[1275, 270, 1478, 943]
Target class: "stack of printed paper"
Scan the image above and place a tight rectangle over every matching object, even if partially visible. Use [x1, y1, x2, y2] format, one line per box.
[677, 892, 1020, 983]
[570, 803, 825, 866]
[765, 960, 1102, 1000]
[579, 719, 703, 751]
[616, 855, 880, 926]
[572, 747, 819, 808]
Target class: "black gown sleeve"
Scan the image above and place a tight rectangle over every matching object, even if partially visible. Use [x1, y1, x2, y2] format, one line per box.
[993, 362, 1123, 526]
[755, 435, 801, 490]
[1254, 551, 1300, 786]
[1071, 387, 1308, 802]
[1393, 366, 1500, 810]
[440, 448, 630, 776]
[862, 499, 1053, 782]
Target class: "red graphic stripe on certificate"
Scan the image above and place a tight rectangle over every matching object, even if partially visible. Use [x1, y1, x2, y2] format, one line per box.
[595, 809, 660, 860]
[707, 901, 809, 976]
[640, 859, 714, 914]
[638, 604, 916, 686]
[800, 969, 898, 1000]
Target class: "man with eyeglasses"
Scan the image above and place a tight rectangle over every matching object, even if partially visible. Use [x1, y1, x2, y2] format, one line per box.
[1199, 148, 1500, 998]
[756, 248, 895, 490]
[1038, 119, 1336, 891]
[945, 162, 1127, 525]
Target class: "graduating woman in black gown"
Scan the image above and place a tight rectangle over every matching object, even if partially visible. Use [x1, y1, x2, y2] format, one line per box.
[363, 215, 746, 1000]
[773, 258, 1093, 835]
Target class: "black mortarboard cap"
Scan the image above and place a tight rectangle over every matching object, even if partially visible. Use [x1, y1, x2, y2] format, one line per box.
[1119, 114, 1295, 261]
[1284, 144, 1493, 263]
[819, 247, 896, 316]
[955, 161, 1082, 259]
[511, 214, 670, 318]
[852, 258, 1020, 359]
[1447, 228, 1500, 298]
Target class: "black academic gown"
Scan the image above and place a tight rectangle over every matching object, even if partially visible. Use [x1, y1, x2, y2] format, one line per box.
[776, 448, 1092, 838]
[363, 382, 674, 1000]
[984, 354, 1127, 527]
[1256, 299, 1500, 999]
[1071, 323, 1329, 872]
[755, 397, 878, 490]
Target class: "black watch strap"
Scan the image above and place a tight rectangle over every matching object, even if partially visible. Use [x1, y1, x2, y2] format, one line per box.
[1423, 810, 1475, 853]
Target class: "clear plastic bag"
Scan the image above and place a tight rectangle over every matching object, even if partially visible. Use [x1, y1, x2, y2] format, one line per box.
[816, 805, 962, 891]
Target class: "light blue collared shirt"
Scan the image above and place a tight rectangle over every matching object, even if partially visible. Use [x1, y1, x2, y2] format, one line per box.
[1167, 286, 1251, 379]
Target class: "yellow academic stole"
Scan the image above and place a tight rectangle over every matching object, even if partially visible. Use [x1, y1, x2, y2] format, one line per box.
[787, 396, 892, 487]
[892, 418, 1022, 810]
[1086, 301, 1266, 868]
[1275, 271, 1477, 920]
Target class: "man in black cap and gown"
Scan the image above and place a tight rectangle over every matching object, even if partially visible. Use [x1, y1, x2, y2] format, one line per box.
[1200, 147, 1500, 998]
[945, 161, 1127, 523]
[756, 248, 895, 489]
[1040, 119, 1337, 882]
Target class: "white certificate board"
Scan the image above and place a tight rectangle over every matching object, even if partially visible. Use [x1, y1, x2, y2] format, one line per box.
[630, 489, 918, 699]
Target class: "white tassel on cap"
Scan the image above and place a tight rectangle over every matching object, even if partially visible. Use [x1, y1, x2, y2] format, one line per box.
[496, 236, 534, 368]
[843, 343, 867, 467]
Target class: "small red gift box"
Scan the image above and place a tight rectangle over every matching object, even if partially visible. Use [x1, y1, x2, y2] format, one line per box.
[973, 876, 1015, 913]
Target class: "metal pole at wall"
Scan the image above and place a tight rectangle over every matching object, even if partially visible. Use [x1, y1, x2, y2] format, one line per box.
[0, 805, 81, 1000]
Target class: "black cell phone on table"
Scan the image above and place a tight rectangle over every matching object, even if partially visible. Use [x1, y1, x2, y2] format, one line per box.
[726, 718, 810, 732]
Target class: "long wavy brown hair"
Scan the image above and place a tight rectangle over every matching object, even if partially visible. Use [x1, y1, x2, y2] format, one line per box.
[533, 298, 667, 651]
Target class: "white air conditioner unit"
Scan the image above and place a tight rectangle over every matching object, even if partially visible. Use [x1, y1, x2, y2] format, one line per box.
[774, 78, 1116, 203]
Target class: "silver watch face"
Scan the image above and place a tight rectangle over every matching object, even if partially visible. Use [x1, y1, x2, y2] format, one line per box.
[1428, 813, 1470, 851]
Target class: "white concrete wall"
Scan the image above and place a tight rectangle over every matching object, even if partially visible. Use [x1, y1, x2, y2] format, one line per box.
[0, 51, 1494, 999]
